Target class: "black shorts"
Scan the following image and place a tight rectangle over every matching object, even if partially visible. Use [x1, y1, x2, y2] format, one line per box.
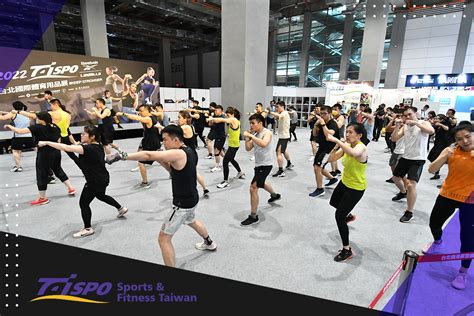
[214, 137, 226, 151]
[310, 134, 317, 142]
[138, 142, 160, 165]
[251, 166, 272, 188]
[393, 157, 425, 182]
[389, 153, 402, 167]
[11, 137, 35, 150]
[276, 138, 289, 153]
[313, 147, 329, 166]
[330, 181, 365, 212]
[207, 130, 216, 141]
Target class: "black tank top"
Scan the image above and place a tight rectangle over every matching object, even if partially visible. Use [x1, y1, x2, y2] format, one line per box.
[171, 147, 199, 208]
[183, 125, 197, 150]
[121, 93, 134, 108]
[141, 116, 160, 150]
[213, 114, 226, 138]
[101, 108, 114, 130]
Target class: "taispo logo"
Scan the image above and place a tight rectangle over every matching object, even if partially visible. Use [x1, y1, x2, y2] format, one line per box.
[31, 274, 111, 304]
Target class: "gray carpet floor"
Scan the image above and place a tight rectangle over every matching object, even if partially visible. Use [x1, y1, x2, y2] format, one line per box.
[0, 128, 462, 309]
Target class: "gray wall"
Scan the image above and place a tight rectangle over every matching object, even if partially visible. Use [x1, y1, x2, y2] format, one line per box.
[202, 51, 220, 88]
[185, 54, 199, 88]
[171, 57, 184, 87]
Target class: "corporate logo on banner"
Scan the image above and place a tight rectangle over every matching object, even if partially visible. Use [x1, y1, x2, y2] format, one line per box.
[405, 73, 474, 88]
[30, 274, 198, 304]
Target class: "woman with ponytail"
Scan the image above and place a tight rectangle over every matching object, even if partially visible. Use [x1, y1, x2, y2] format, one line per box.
[206, 106, 245, 189]
[5, 111, 76, 206]
[326, 122, 369, 262]
[0, 101, 35, 172]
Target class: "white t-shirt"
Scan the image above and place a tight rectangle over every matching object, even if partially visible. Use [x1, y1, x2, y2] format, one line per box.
[402, 124, 429, 160]
[277, 110, 290, 139]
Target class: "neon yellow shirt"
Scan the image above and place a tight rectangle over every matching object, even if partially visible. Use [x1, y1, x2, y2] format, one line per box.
[228, 120, 240, 148]
[341, 142, 367, 190]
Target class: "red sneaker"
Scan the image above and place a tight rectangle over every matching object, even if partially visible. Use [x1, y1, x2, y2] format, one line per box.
[346, 214, 357, 223]
[30, 198, 50, 206]
[68, 188, 76, 196]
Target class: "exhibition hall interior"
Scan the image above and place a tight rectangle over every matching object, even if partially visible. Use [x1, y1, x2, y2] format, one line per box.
[0, 0, 473, 314]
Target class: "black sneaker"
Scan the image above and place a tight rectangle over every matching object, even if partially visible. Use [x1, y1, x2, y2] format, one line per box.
[330, 171, 338, 177]
[325, 178, 339, 187]
[106, 152, 122, 165]
[309, 188, 325, 197]
[203, 189, 210, 197]
[240, 215, 259, 226]
[392, 192, 407, 201]
[268, 193, 281, 203]
[430, 174, 440, 180]
[334, 248, 353, 262]
[400, 211, 413, 223]
[48, 177, 56, 184]
[436, 184, 442, 189]
[385, 178, 394, 183]
[272, 170, 284, 177]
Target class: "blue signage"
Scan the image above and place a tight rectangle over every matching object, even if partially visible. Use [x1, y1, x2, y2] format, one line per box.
[405, 73, 474, 87]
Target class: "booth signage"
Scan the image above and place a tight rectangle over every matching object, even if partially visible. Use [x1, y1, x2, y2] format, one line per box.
[405, 73, 474, 87]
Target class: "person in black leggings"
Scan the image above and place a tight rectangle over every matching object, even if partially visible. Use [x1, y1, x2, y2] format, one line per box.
[425, 122, 473, 290]
[38, 125, 128, 238]
[5, 111, 76, 205]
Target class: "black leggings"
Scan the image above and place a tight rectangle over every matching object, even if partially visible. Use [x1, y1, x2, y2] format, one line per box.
[373, 120, 384, 140]
[290, 123, 297, 140]
[60, 136, 81, 169]
[385, 132, 395, 153]
[36, 150, 69, 191]
[195, 127, 206, 146]
[79, 183, 122, 228]
[330, 182, 365, 247]
[429, 195, 474, 269]
[223, 147, 241, 181]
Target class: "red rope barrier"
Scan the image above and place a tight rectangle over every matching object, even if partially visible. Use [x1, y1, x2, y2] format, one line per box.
[368, 261, 405, 309]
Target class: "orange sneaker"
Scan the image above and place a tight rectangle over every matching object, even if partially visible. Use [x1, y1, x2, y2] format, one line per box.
[68, 188, 76, 195]
[30, 198, 50, 206]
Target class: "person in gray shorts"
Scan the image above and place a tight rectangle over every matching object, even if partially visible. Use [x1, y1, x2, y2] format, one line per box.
[107, 125, 217, 267]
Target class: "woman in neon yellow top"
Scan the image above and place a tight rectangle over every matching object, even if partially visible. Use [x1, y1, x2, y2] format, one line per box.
[327, 122, 369, 262]
[207, 106, 245, 189]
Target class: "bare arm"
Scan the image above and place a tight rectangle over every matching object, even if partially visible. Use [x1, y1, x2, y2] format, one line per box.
[415, 120, 435, 135]
[39, 141, 84, 154]
[428, 147, 452, 174]
[117, 112, 151, 125]
[328, 147, 344, 163]
[125, 149, 185, 166]
[18, 110, 37, 120]
[250, 130, 272, 148]
[93, 108, 111, 119]
[0, 112, 14, 120]
[134, 73, 147, 85]
[391, 122, 405, 142]
[4, 125, 30, 134]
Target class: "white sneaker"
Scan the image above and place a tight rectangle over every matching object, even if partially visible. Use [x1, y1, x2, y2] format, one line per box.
[210, 166, 221, 173]
[130, 166, 139, 172]
[195, 241, 217, 251]
[117, 207, 128, 218]
[205, 155, 213, 160]
[73, 228, 94, 238]
[217, 181, 229, 189]
[249, 156, 255, 161]
[308, 156, 314, 161]
[10, 166, 18, 172]
[452, 272, 467, 290]
[235, 172, 246, 179]
[422, 240, 443, 254]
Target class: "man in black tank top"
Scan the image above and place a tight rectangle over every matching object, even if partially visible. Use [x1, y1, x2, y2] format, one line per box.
[106, 125, 216, 267]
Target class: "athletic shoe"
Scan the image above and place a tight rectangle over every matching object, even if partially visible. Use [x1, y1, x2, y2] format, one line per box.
[205, 154, 213, 160]
[16, 167, 22, 172]
[430, 174, 441, 180]
[325, 178, 339, 187]
[195, 241, 217, 251]
[117, 207, 128, 218]
[139, 182, 151, 189]
[385, 178, 394, 183]
[73, 228, 94, 238]
[203, 189, 209, 196]
[286, 164, 294, 170]
[272, 170, 285, 177]
[452, 272, 467, 290]
[392, 192, 407, 201]
[240, 215, 260, 226]
[268, 193, 281, 203]
[330, 171, 338, 177]
[309, 188, 325, 197]
[210, 166, 221, 173]
[130, 166, 139, 172]
[346, 214, 357, 223]
[68, 188, 77, 195]
[106, 152, 122, 165]
[421, 240, 443, 254]
[217, 181, 229, 189]
[235, 172, 246, 179]
[10, 166, 18, 172]
[48, 177, 56, 184]
[437, 184, 442, 189]
[308, 156, 314, 161]
[30, 198, 50, 206]
[334, 248, 353, 262]
[384, 148, 391, 153]
[400, 211, 414, 223]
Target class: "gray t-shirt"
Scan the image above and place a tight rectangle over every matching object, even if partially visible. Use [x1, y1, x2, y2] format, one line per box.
[277, 110, 290, 139]
[253, 128, 273, 167]
[289, 111, 298, 124]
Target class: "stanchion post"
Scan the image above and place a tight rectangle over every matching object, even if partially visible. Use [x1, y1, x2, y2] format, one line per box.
[392, 250, 419, 315]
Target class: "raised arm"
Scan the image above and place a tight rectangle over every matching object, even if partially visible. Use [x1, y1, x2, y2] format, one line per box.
[0, 112, 14, 121]
[38, 141, 84, 154]
[328, 147, 344, 163]
[134, 73, 147, 85]
[117, 112, 151, 125]
[4, 125, 30, 134]
[92, 107, 111, 119]
[243, 131, 254, 151]
[17, 110, 37, 120]
[428, 147, 452, 174]
[248, 130, 271, 148]
[391, 120, 405, 142]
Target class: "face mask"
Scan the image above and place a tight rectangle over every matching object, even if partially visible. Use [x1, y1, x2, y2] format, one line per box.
[332, 110, 339, 117]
